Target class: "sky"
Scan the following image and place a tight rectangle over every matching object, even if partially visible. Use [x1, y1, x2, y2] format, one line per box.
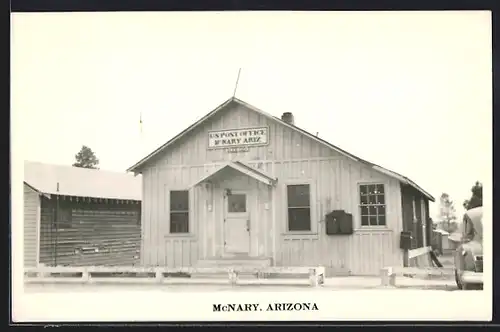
[11, 11, 492, 220]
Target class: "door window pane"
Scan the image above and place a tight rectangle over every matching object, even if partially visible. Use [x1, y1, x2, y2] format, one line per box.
[228, 194, 246, 213]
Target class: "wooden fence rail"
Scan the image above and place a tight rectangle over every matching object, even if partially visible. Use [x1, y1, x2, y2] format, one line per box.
[380, 246, 455, 287]
[24, 266, 326, 287]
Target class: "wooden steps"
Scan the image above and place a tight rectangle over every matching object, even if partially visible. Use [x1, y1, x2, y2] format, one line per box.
[193, 257, 272, 278]
[195, 256, 273, 267]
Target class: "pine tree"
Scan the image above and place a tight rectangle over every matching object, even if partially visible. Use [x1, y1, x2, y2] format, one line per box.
[463, 181, 483, 210]
[72, 145, 100, 169]
[438, 193, 457, 233]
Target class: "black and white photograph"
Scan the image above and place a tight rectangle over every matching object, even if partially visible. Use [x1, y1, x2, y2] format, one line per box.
[11, 10, 491, 322]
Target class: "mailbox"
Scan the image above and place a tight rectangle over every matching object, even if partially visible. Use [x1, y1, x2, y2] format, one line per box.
[400, 231, 413, 250]
[340, 213, 353, 234]
[326, 211, 341, 235]
[326, 210, 353, 235]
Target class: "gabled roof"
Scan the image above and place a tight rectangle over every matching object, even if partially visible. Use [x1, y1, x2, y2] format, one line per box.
[127, 97, 434, 202]
[190, 161, 277, 188]
[25, 160, 142, 201]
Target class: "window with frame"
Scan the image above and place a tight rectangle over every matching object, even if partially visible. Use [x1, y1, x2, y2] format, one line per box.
[359, 184, 386, 226]
[55, 207, 72, 230]
[287, 184, 311, 231]
[170, 190, 189, 233]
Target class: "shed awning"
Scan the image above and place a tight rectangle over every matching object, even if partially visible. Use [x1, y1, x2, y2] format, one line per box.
[24, 160, 142, 201]
[191, 161, 277, 187]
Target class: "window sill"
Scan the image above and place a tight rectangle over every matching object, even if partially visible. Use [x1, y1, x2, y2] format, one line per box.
[164, 233, 197, 239]
[281, 232, 319, 240]
[355, 227, 392, 233]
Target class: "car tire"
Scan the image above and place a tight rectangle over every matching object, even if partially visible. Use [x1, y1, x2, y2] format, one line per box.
[464, 283, 482, 290]
[454, 269, 463, 290]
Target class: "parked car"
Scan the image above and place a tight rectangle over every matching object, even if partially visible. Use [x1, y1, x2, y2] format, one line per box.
[453, 206, 483, 290]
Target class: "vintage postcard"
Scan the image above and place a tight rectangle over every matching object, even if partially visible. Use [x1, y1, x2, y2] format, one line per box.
[11, 10, 492, 322]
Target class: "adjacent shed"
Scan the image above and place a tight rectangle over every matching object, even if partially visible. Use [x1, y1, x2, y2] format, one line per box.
[23, 161, 142, 267]
[431, 228, 450, 255]
[127, 97, 435, 276]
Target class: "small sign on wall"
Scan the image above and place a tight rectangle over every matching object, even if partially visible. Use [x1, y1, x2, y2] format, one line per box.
[208, 127, 269, 150]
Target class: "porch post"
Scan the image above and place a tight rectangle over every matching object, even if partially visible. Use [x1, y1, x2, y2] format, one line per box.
[271, 164, 277, 267]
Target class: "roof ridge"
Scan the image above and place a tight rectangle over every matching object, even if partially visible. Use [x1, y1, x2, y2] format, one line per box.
[125, 96, 434, 201]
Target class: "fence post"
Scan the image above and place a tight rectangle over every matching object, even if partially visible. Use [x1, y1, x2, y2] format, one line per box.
[228, 268, 238, 286]
[317, 266, 325, 285]
[155, 268, 163, 284]
[380, 267, 396, 287]
[81, 268, 90, 284]
[308, 268, 318, 287]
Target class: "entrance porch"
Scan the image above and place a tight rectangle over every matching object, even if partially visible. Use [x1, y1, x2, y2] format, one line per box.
[190, 161, 277, 267]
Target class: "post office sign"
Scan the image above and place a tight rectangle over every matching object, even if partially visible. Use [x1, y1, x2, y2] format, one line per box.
[208, 127, 269, 150]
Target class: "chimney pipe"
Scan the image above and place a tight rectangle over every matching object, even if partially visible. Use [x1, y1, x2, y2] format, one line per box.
[281, 112, 294, 125]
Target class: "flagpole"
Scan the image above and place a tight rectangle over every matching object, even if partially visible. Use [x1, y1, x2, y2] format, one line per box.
[233, 68, 242, 98]
[139, 111, 144, 159]
[140, 111, 143, 136]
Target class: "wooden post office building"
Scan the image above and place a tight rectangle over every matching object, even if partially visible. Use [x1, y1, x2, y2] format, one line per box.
[128, 97, 435, 276]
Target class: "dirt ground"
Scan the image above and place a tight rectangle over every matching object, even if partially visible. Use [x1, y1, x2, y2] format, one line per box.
[437, 253, 455, 268]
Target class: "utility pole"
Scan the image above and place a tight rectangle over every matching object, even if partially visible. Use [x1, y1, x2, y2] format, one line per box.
[54, 182, 60, 266]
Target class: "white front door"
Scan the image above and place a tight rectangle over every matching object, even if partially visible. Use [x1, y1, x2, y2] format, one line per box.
[224, 190, 250, 255]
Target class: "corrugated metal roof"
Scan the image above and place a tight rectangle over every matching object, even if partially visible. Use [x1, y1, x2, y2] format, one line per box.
[24, 160, 142, 201]
[126, 97, 434, 201]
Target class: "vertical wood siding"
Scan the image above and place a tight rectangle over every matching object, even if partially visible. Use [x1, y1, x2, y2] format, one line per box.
[401, 184, 428, 248]
[139, 102, 420, 275]
[23, 184, 40, 267]
[423, 198, 431, 245]
[272, 159, 403, 276]
[143, 158, 405, 275]
[39, 200, 55, 265]
[39, 197, 141, 266]
[400, 184, 431, 267]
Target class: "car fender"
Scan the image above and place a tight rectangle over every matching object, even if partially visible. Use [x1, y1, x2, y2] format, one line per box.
[455, 245, 477, 274]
